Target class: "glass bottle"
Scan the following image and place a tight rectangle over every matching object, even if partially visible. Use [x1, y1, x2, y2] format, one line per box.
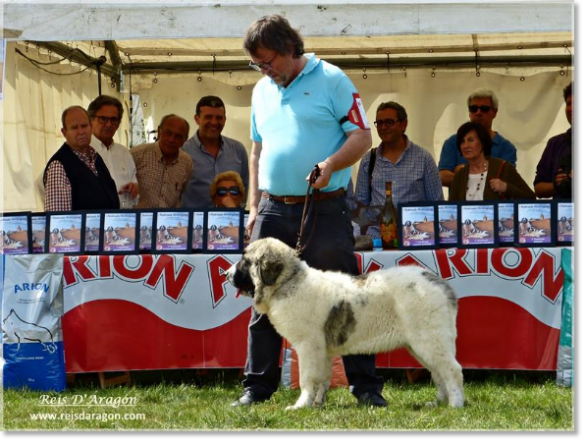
[379, 181, 398, 249]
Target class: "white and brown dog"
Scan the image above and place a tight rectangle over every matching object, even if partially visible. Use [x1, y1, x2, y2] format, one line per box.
[226, 238, 464, 410]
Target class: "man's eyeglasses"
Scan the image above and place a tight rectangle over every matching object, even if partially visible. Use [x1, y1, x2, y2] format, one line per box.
[249, 53, 278, 72]
[95, 116, 121, 125]
[216, 186, 241, 197]
[374, 118, 400, 128]
[468, 105, 493, 113]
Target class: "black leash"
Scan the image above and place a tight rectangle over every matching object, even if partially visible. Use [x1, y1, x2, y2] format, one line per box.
[296, 164, 321, 256]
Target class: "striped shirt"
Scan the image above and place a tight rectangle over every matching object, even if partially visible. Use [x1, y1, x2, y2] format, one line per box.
[131, 142, 194, 208]
[44, 146, 100, 212]
[352, 137, 443, 238]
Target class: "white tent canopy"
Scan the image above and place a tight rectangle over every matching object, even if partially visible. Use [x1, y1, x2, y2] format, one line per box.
[1, 0, 574, 211]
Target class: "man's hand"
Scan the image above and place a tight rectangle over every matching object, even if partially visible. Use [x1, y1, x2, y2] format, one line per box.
[246, 206, 258, 235]
[555, 169, 570, 187]
[120, 182, 139, 199]
[308, 160, 334, 189]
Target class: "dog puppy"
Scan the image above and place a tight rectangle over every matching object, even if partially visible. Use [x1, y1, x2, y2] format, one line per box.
[226, 238, 464, 410]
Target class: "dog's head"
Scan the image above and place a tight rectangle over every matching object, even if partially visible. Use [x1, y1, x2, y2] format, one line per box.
[226, 238, 300, 311]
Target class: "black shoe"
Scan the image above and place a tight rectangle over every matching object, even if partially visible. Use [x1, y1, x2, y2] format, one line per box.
[230, 390, 268, 407]
[357, 390, 387, 407]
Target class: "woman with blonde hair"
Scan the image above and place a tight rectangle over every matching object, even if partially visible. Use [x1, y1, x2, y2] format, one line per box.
[210, 170, 246, 208]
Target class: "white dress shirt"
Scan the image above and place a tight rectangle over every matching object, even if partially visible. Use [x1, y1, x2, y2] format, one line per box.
[90, 135, 138, 208]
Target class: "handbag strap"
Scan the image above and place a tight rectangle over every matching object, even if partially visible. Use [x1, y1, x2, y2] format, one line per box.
[495, 159, 508, 199]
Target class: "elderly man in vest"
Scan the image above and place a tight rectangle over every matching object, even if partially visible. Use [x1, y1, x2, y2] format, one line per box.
[44, 106, 120, 211]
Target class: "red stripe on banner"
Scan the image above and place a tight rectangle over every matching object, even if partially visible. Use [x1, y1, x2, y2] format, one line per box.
[377, 296, 559, 370]
[63, 300, 251, 372]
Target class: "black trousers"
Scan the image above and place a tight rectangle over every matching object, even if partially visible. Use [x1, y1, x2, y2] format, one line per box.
[242, 195, 384, 399]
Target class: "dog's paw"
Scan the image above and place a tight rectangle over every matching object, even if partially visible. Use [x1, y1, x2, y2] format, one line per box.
[285, 405, 302, 411]
[425, 401, 439, 408]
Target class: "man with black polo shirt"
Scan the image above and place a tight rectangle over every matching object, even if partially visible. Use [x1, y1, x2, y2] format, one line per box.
[44, 106, 120, 211]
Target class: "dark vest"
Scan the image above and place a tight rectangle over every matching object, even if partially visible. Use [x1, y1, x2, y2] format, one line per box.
[43, 143, 120, 210]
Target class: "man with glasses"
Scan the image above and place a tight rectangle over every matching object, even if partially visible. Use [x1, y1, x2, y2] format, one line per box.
[181, 96, 249, 209]
[438, 88, 517, 187]
[352, 101, 443, 238]
[210, 171, 246, 208]
[232, 14, 386, 408]
[88, 95, 139, 208]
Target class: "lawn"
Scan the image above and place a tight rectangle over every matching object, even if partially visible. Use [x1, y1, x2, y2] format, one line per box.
[1, 369, 573, 431]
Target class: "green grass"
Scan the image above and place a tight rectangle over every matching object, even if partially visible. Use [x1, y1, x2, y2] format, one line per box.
[1, 369, 573, 431]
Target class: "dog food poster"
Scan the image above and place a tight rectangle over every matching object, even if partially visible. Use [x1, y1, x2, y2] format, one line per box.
[155, 212, 189, 251]
[460, 205, 495, 246]
[192, 212, 204, 251]
[48, 214, 82, 253]
[206, 211, 240, 251]
[31, 215, 46, 254]
[84, 213, 101, 253]
[498, 203, 515, 244]
[243, 214, 251, 247]
[400, 206, 435, 247]
[438, 205, 457, 245]
[0, 214, 29, 255]
[517, 203, 552, 245]
[139, 212, 153, 252]
[103, 213, 136, 252]
[557, 203, 574, 243]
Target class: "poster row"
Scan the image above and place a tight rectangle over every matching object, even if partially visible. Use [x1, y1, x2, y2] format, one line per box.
[0, 209, 251, 255]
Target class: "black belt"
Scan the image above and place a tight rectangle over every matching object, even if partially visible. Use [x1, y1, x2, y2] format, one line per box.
[262, 188, 345, 205]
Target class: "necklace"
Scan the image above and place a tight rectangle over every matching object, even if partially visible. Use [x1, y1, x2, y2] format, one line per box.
[466, 162, 488, 199]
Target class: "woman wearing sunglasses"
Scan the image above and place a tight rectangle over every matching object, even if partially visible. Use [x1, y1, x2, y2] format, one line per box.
[449, 122, 535, 201]
[210, 170, 246, 208]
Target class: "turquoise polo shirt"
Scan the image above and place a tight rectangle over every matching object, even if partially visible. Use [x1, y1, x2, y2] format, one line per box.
[251, 53, 368, 195]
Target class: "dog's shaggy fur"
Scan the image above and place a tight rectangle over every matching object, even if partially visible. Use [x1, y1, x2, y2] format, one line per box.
[226, 238, 464, 409]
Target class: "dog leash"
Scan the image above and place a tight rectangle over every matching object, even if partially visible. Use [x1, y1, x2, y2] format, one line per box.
[296, 164, 321, 256]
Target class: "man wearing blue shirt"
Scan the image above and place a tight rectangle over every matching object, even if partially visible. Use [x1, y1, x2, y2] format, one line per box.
[181, 96, 249, 209]
[438, 88, 517, 187]
[232, 14, 386, 408]
[353, 101, 443, 238]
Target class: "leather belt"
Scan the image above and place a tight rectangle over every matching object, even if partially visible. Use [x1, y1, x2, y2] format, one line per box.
[262, 188, 345, 205]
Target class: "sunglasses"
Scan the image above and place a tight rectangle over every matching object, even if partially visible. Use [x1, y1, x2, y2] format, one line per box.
[95, 116, 121, 125]
[216, 186, 241, 197]
[374, 118, 400, 127]
[468, 105, 493, 113]
[249, 53, 278, 72]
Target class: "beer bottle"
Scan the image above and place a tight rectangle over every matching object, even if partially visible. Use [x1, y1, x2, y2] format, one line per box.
[380, 181, 398, 249]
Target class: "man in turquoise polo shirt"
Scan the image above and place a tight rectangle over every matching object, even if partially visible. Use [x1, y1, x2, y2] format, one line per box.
[231, 14, 386, 408]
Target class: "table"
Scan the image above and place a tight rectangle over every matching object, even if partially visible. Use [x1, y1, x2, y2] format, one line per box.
[60, 247, 567, 373]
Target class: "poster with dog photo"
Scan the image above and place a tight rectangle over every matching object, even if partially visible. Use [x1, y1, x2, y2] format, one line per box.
[0, 212, 31, 255]
[515, 202, 553, 246]
[243, 213, 251, 247]
[398, 204, 436, 249]
[438, 204, 458, 247]
[459, 203, 497, 248]
[557, 201, 574, 244]
[205, 210, 242, 253]
[46, 213, 84, 254]
[101, 212, 138, 253]
[31, 213, 46, 254]
[154, 211, 191, 253]
[498, 203, 515, 244]
[138, 212, 153, 252]
[84, 213, 101, 253]
[192, 211, 205, 251]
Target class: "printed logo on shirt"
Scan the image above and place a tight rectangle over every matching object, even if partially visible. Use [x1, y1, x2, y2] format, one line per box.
[347, 93, 370, 130]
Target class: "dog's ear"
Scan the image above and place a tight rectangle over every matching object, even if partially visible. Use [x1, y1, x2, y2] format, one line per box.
[259, 256, 283, 286]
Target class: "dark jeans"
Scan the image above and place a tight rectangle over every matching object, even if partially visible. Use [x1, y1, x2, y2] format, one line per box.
[242, 195, 383, 399]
